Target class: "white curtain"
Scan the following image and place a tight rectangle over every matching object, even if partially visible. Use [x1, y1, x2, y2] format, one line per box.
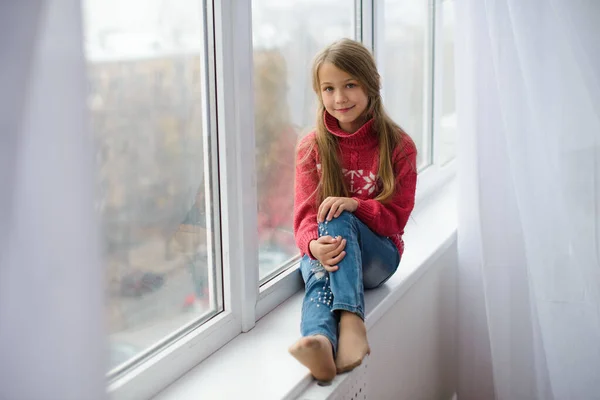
[455, 1, 600, 399]
[0, 2, 105, 399]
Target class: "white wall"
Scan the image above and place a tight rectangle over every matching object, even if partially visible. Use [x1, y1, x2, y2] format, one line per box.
[366, 240, 457, 400]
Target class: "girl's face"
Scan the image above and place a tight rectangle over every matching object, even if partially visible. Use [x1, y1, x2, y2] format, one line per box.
[318, 62, 369, 133]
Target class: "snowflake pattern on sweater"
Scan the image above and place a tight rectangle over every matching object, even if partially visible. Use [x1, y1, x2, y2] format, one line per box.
[316, 164, 381, 195]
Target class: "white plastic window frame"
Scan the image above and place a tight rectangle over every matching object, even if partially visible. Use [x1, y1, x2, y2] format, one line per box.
[375, 0, 456, 204]
[418, 0, 457, 204]
[108, 1, 255, 398]
[107, 0, 456, 398]
[432, 0, 457, 169]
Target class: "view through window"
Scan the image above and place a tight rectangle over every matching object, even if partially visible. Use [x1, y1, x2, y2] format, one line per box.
[382, 0, 431, 169]
[82, 0, 221, 373]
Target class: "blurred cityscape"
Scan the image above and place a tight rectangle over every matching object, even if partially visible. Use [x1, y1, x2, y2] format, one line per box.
[88, 55, 211, 368]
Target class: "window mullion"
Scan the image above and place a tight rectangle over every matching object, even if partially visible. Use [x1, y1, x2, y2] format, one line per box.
[214, 0, 259, 332]
[372, 0, 385, 100]
[422, 0, 436, 167]
[432, 0, 444, 165]
[359, 0, 375, 51]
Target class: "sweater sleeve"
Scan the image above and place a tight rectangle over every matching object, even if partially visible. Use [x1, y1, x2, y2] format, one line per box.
[352, 136, 417, 237]
[293, 133, 320, 258]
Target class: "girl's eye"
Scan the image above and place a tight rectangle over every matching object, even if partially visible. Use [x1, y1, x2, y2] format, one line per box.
[324, 87, 334, 92]
[346, 83, 356, 88]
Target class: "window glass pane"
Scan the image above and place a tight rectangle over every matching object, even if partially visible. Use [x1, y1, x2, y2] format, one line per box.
[382, 0, 430, 168]
[439, 0, 457, 165]
[82, 1, 221, 373]
[252, 0, 355, 282]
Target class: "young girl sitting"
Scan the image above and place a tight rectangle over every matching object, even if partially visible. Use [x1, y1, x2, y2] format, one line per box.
[289, 38, 418, 382]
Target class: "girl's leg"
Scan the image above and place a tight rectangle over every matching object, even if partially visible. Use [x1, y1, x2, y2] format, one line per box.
[289, 255, 338, 381]
[322, 211, 400, 372]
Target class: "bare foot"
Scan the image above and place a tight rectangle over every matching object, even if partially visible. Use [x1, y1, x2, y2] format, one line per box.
[336, 311, 370, 373]
[289, 335, 336, 382]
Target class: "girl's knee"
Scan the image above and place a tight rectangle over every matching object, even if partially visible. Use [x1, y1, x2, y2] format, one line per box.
[319, 211, 357, 234]
[363, 260, 399, 289]
[334, 210, 356, 222]
[300, 256, 329, 283]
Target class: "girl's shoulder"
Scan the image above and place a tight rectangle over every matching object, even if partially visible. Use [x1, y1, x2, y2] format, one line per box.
[388, 131, 417, 174]
[298, 130, 317, 147]
[393, 130, 417, 158]
[296, 131, 318, 157]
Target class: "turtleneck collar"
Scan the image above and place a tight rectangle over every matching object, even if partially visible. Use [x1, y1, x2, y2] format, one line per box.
[324, 110, 377, 147]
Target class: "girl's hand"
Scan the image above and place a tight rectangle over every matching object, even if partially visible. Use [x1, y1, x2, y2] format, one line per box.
[317, 197, 358, 222]
[309, 236, 347, 272]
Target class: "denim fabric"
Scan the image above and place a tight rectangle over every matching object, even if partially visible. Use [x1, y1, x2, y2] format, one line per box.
[299, 211, 400, 353]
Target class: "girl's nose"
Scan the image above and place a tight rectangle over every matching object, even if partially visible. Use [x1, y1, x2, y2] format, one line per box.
[335, 92, 348, 104]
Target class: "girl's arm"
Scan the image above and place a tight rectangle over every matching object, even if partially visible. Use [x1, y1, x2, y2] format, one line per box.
[352, 137, 418, 237]
[293, 134, 320, 258]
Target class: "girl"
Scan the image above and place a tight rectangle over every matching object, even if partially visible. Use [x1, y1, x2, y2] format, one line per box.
[289, 38, 417, 382]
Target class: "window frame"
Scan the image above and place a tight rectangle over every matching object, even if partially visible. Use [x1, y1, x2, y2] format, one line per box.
[107, 0, 456, 398]
[358, 0, 375, 50]
[433, 0, 457, 167]
[375, 0, 438, 170]
[416, 0, 457, 204]
[107, 0, 255, 398]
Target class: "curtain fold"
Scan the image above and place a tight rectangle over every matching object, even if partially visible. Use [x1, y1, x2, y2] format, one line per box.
[0, 2, 105, 399]
[457, 1, 600, 399]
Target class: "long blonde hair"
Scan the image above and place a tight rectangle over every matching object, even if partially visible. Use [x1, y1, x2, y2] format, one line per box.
[300, 38, 410, 204]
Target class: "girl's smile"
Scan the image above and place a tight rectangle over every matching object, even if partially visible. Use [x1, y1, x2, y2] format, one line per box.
[335, 105, 355, 113]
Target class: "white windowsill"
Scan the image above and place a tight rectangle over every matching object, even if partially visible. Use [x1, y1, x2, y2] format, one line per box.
[155, 176, 457, 400]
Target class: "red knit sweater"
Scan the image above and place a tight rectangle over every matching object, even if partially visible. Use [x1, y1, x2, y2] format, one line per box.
[293, 111, 417, 259]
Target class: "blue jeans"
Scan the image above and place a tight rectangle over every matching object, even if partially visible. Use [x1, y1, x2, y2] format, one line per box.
[299, 211, 400, 353]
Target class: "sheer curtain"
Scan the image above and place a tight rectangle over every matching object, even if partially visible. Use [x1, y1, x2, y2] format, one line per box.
[455, 1, 600, 399]
[0, 2, 105, 399]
